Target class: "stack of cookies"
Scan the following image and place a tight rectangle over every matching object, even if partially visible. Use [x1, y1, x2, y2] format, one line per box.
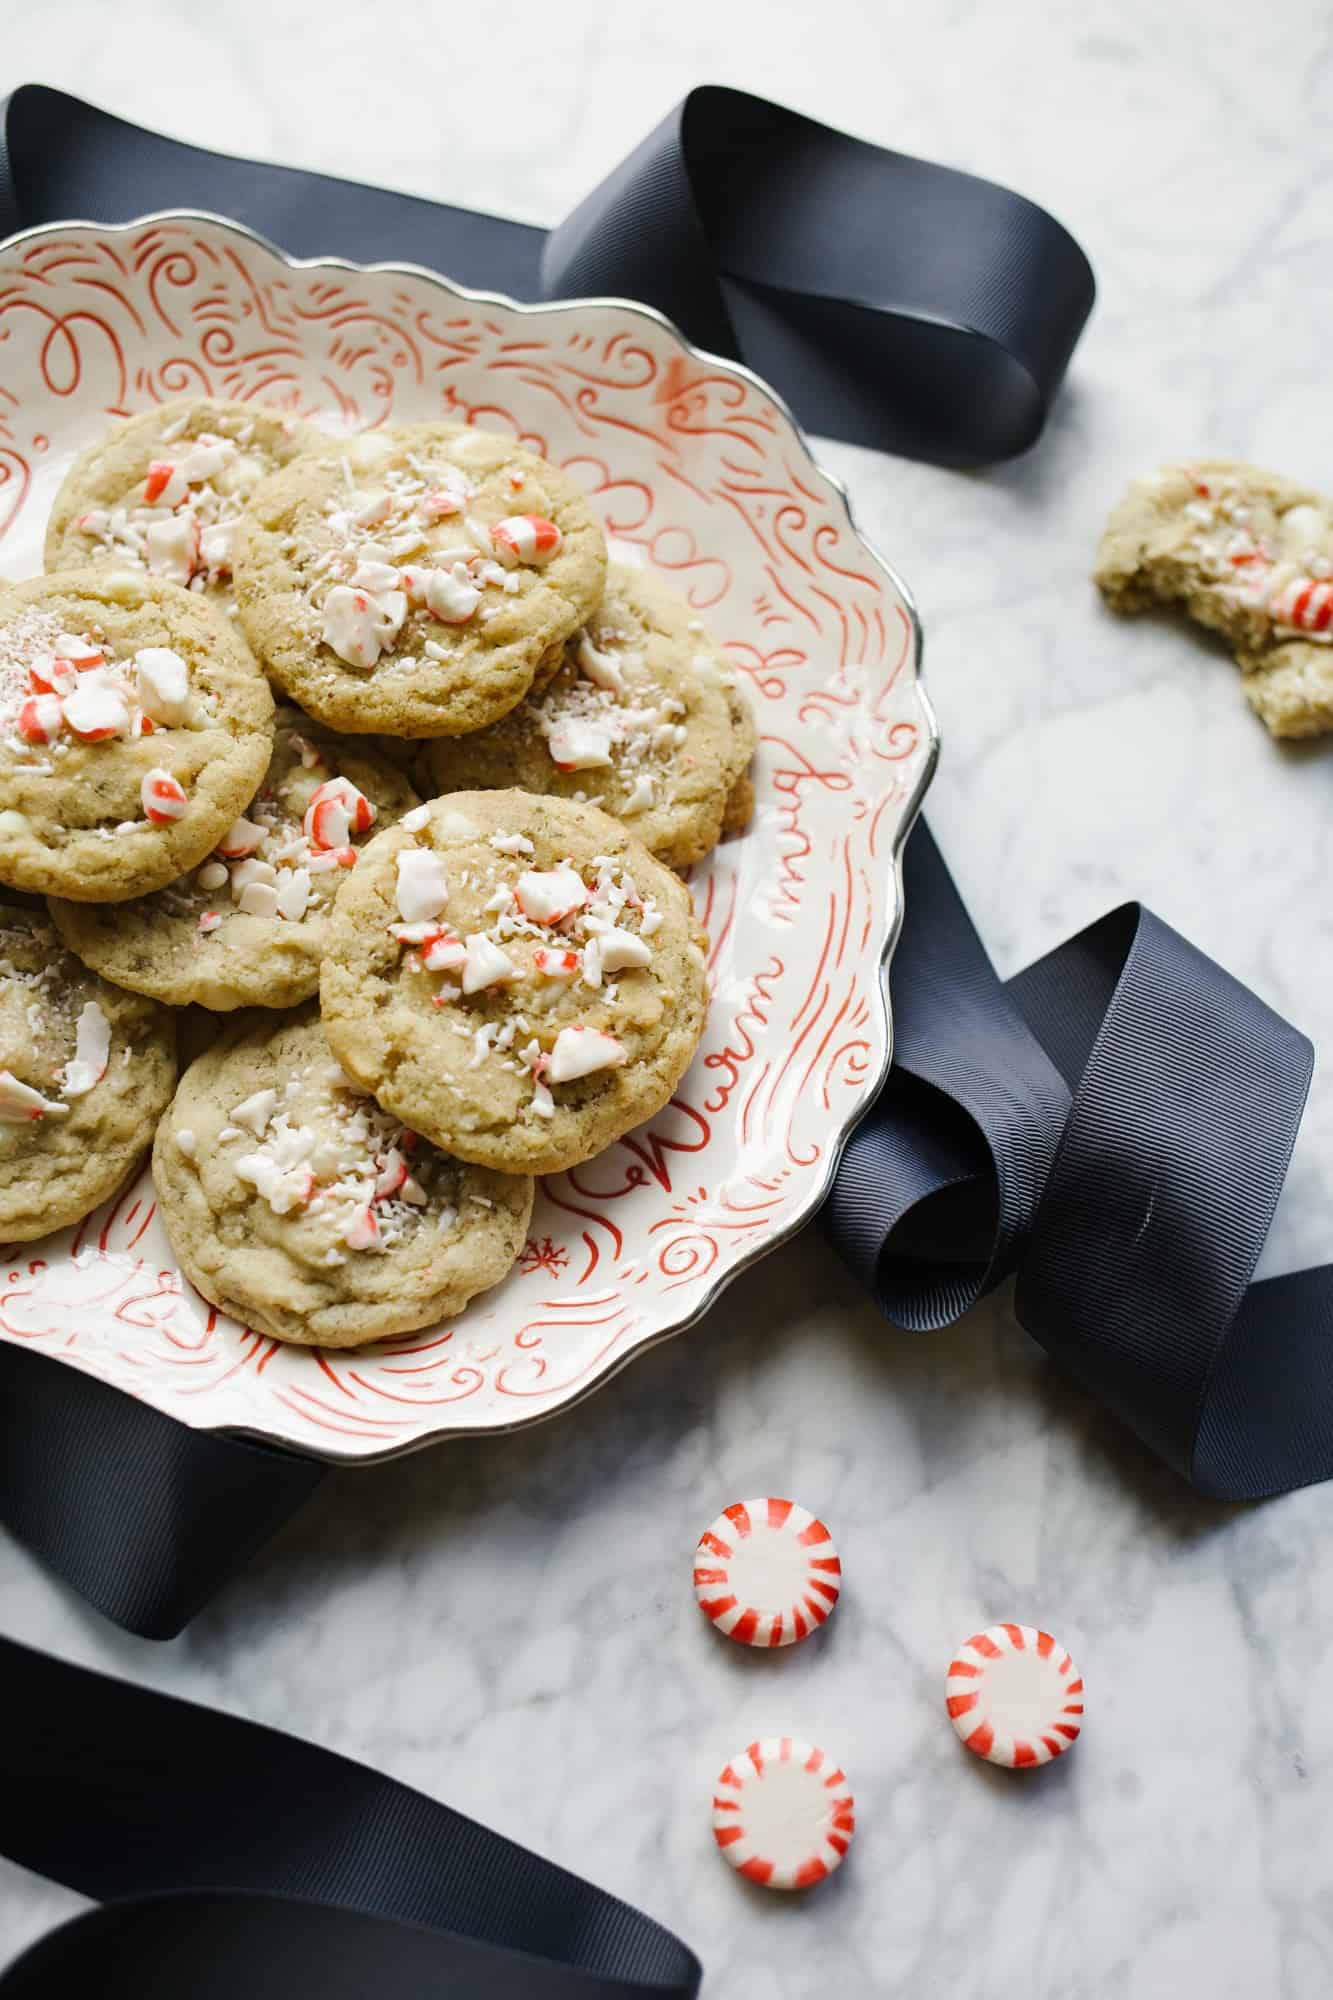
[0, 400, 755, 1347]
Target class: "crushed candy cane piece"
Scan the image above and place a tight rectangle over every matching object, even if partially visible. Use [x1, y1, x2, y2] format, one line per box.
[17, 694, 62, 743]
[143, 459, 187, 506]
[399, 803, 431, 832]
[426, 564, 482, 625]
[321, 582, 405, 667]
[141, 768, 189, 824]
[422, 931, 467, 973]
[532, 946, 580, 979]
[343, 1204, 380, 1250]
[217, 816, 265, 859]
[64, 685, 128, 740]
[491, 515, 562, 568]
[0, 1070, 68, 1120]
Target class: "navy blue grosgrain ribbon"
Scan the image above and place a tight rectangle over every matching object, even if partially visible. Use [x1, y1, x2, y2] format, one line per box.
[0, 1636, 702, 1999]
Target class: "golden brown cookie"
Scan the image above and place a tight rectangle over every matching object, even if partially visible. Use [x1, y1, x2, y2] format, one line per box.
[45, 398, 317, 604]
[1096, 459, 1333, 737]
[425, 563, 755, 868]
[152, 1007, 533, 1346]
[231, 424, 606, 737]
[0, 904, 176, 1240]
[320, 791, 708, 1175]
[0, 569, 274, 901]
[49, 710, 420, 1011]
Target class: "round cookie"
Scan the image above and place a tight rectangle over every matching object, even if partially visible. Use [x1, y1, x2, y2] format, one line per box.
[425, 564, 756, 868]
[49, 710, 421, 1011]
[152, 1007, 533, 1346]
[0, 569, 275, 901]
[231, 423, 607, 737]
[44, 398, 318, 603]
[320, 791, 709, 1176]
[0, 904, 176, 1241]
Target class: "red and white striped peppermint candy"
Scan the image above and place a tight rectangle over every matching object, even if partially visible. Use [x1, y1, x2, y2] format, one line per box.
[693, 1497, 841, 1648]
[490, 514, 562, 567]
[140, 769, 189, 825]
[712, 1738, 854, 1891]
[946, 1623, 1084, 1768]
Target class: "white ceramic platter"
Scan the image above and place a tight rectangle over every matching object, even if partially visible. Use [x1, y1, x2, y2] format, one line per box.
[0, 214, 936, 1462]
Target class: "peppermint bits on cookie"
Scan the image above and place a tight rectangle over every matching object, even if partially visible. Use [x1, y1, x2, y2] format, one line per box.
[320, 791, 709, 1176]
[694, 1498, 841, 1648]
[0, 569, 274, 902]
[230, 422, 606, 738]
[946, 1623, 1084, 1768]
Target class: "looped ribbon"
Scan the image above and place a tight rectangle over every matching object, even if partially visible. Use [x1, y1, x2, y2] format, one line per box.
[0, 82, 1093, 465]
[828, 827, 1330, 1499]
[0, 1637, 701, 1999]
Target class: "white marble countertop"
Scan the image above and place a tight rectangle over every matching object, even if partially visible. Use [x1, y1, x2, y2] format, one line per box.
[4, 3, 1333, 1993]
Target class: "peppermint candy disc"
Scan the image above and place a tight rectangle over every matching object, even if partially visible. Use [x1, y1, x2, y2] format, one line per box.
[713, 1738, 855, 1890]
[693, 1497, 841, 1648]
[946, 1623, 1084, 1768]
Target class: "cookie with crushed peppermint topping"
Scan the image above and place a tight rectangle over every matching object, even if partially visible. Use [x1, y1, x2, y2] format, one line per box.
[152, 1006, 532, 1346]
[44, 398, 319, 608]
[0, 903, 176, 1241]
[0, 569, 275, 901]
[425, 563, 756, 868]
[230, 424, 606, 737]
[48, 710, 421, 1011]
[1095, 459, 1333, 737]
[320, 791, 708, 1175]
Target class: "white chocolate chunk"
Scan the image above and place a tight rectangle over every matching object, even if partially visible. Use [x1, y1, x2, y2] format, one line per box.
[546, 1025, 627, 1083]
[515, 867, 587, 924]
[274, 867, 313, 923]
[462, 933, 519, 994]
[231, 1088, 279, 1137]
[62, 1001, 111, 1097]
[547, 717, 614, 769]
[144, 512, 198, 584]
[576, 631, 625, 693]
[594, 926, 653, 973]
[425, 564, 482, 625]
[134, 646, 191, 725]
[237, 880, 280, 918]
[396, 848, 449, 924]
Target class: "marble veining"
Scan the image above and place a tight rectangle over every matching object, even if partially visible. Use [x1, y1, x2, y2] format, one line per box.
[3, 2, 1333, 1993]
